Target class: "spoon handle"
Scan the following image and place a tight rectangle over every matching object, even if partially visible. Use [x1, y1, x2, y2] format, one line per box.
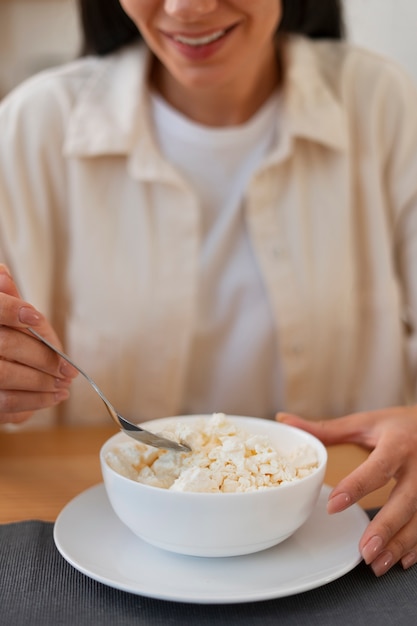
[28, 327, 120, 426]
[27, 327, 190, 452]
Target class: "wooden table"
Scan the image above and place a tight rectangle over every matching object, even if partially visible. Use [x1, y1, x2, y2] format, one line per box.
[0, 425, 394, 523]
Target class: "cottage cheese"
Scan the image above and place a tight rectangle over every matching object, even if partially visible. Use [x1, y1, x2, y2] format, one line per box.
[105, 414, 319, 493]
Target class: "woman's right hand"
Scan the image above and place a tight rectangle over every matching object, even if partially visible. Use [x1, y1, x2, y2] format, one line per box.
[0, 264, 78, 424]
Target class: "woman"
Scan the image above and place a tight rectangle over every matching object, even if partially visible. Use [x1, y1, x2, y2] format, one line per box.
[1, 0, 417, 577]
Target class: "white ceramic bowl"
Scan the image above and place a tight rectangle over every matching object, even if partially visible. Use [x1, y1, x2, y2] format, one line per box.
[100, 415, 327, 557]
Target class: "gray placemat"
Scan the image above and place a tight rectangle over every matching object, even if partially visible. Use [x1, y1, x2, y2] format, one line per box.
[1, 518, 416, 626]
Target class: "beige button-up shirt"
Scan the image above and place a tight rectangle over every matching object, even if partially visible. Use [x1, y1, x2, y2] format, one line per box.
[1, 36, 417, 426]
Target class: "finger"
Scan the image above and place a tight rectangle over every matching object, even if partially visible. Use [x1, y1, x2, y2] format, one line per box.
[401, 547, 417, 571]
[0, 410, 34, 425]
[0, 388, 70, 421]
[0, 264, 20, 297]
[361, 493, 417, 576]
[327, 435, 401, 513]
[0, 324, 77, 380]
[0, 266, 58, 341]
[370, 523, 417, 577]
[0, 326, 75, 379]
[277, 412, 365, 446]
[360, 474, 417, 551]
[0, 290, 45, 329]
[0, 269, 77, 379]
[0, 359, 73, 394]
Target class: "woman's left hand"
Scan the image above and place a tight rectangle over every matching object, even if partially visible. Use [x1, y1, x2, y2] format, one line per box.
[277, 407, 417, 576]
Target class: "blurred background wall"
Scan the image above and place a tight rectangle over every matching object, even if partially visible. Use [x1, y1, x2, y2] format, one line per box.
[0, 0, 80, 99]
[344, 0, 417, 83]
[0, 0, 416, 98]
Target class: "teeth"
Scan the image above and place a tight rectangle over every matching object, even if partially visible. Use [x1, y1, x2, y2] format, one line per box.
[173, 30, 225, 46]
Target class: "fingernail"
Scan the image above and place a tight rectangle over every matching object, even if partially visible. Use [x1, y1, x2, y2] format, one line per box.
[59, 361, 78, 378]
[19, 306, 42, 325]
[54, 389, 70, 403]
[362, 535, 384, 564]
[402, 552, 417, 570]
[371, 551, 394, 577]
[327, 492, 352, 513]
[276, 412, 293, 423]
[0, 263, 12, 276]
[55, 378, 71, 389]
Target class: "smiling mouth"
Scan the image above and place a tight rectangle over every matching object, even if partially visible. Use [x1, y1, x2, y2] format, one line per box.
[172, 26, 234, 47]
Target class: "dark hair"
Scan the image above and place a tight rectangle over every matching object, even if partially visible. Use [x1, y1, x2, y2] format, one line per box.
[279, 0, 344, 39]
[79, 0, 344, 56]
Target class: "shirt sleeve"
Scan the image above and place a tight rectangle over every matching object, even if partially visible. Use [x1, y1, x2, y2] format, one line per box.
[0, 73, 69, 314]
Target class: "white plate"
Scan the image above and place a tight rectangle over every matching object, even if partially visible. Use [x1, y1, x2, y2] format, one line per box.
[54, 483, 369, 605]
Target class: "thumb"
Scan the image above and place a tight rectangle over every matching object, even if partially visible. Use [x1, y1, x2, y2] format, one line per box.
[0, 264, 21, 298]
[0, 264, 68, 355]
[0, 264, 44, 329]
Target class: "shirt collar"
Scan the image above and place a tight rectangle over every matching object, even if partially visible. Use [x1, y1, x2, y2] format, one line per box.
[283, 36, 348, 151]
[64, 44, 154, 157]
[64, 36, 347, 163]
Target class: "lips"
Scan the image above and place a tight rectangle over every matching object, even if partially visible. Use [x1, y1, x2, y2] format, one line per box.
[172, 29, 227, 47]
[163, 23, 237, 51]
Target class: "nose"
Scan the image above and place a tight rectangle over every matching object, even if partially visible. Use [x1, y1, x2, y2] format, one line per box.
[164, 0, 217, 19]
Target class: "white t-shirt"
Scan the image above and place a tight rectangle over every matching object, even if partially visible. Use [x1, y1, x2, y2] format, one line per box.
[151, 92, 283, 418]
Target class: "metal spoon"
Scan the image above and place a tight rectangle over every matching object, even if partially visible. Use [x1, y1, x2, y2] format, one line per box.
[28, 327, 191, 453]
